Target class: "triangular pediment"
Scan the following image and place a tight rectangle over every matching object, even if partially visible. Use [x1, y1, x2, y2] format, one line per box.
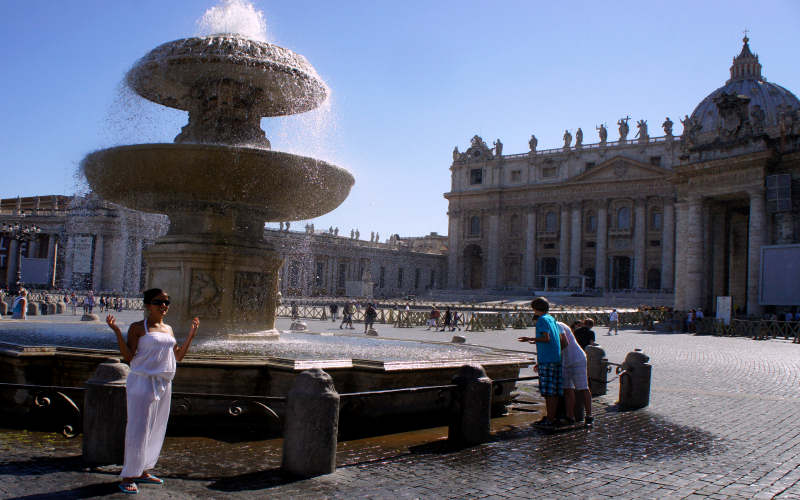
[568, 156, 673, 184]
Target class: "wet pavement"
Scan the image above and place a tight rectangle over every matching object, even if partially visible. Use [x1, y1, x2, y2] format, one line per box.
[2, 319, 800, 498]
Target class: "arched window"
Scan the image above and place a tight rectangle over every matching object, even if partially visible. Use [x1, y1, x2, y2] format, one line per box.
[651, 210, 663, 231]
[585, 211, 597, 233]
[617, 207, 631, 230]
[469, 216, 481, 236]
[545, 211, 557, 232]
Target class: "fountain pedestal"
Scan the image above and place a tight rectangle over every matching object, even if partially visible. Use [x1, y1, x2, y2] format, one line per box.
[144, 235, 282, 338]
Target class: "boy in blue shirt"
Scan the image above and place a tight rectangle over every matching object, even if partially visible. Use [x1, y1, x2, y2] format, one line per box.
[518, 296, 563, 427]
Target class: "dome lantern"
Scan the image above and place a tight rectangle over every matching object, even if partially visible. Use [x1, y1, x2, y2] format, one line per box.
[728, 35, 763, 83]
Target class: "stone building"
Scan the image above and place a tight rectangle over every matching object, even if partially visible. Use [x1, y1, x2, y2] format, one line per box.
[0, 194, 168, 293]
[445, 37, 800, 315]
[269, 227, 446, 298]
[0, 195, 447, 298]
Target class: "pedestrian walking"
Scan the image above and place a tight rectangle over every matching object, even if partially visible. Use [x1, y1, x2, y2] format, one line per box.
[609, 308, 619, 335]
[364, 303, 377, 333]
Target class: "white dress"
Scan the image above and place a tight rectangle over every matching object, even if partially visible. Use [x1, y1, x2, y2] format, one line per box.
[121, 319, 176, 478]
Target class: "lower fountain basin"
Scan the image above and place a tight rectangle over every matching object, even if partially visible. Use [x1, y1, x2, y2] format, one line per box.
[82, 143, 354, 222]
[0, 318, 532, 437]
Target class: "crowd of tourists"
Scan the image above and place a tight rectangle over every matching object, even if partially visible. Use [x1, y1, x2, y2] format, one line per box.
[518, 296, 597, 429]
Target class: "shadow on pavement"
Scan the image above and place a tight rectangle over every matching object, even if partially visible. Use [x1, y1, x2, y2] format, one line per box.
[207, 468, 301, 492]
[10, 481, 119, 499]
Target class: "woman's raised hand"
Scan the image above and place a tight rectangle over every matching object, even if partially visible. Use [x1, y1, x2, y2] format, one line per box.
[106, 315, 120, 332]
[190, 317, 200, 334]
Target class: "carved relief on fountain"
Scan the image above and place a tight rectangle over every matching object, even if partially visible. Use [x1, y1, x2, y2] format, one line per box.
[189, 269, 222, 319]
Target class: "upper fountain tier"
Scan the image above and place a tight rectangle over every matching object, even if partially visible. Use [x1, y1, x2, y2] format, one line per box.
[127, 35, 328, 147]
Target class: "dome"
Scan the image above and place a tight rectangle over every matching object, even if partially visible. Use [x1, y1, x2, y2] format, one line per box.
[685, 37, 800, 146]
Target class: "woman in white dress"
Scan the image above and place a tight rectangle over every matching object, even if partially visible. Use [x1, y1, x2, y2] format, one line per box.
[106, 288, 199, 494]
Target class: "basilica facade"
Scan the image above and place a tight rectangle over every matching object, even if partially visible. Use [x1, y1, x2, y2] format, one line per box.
[445, 38, 800, 315]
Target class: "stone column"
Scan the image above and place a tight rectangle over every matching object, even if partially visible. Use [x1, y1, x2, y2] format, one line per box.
[569, 203, 582, 278]
[595, 203, 608, 290]
[129, 238, 142, 295]
[447, 214, 460, 289]
[559, 205, 569, 287]
[661, 201, 675, 291]
[486, 213, 500, 288]
[92, 234, 104, 291]
[46, 234, 58, 288]
[523, 209, 537, 288]
[747, 188, 766, 316]
[684, 197, 704, 309]
[633, 199, 646, 289]
[6, 239, 18, 287]
[106, 236, 125, 292]
[673, 201, 688, 309]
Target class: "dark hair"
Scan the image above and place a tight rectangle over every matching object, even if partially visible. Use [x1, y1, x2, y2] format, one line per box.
[530, 296, 550, 313]
[584, 318, 595, 328]
[143, 288, 167, 304]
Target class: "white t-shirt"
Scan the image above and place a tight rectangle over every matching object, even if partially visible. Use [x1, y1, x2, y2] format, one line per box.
[557, 321, 587, 368]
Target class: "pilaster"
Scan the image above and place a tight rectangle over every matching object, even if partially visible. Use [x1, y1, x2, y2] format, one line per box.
[661, 201, 675, 290]
[523, 209, 537, 288]
[747, 188, 766, 316]
[633, 199, 646, 289]
[595, 203, 608, 290]
[569, 203, 582, 278]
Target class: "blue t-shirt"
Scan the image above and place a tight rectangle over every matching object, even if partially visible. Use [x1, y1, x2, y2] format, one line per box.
[535, 314, 562, 364]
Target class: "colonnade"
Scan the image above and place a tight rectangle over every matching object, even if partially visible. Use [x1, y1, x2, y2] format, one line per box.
[452, 197, 678, 292]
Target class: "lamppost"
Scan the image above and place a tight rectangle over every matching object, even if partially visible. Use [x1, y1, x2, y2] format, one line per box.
[0, 222, 41, 293]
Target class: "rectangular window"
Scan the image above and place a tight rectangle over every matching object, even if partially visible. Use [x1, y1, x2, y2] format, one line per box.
[650, 240, 661, 247]
[470, 168, 483, 185]
[766, 174, 792, 213]
[379, 266, 385, 288]
[338, 263, 347, 288]
[397, 268, 404, 288]
[510, 170, 521, 182]
[649, 156, 662, 166]
[543, 243, 555, 249]
[585, 162, 595, 170]
[542, 166, 557, 178]
[414, 268, 421, 289]
[288, 261, 300, 288]
[429, 270, 435, 288]
[469, 216, 481, 236]
[586, 241, 596, 248]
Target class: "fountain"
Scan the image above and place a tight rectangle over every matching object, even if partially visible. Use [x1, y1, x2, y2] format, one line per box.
[82, 30, 353, 338]
[1, 2, 531, 436]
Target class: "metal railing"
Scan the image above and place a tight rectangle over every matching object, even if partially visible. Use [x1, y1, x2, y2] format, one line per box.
[695, 318, 800, 342]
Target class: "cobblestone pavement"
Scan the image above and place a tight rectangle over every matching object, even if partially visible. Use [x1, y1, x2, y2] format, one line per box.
[2, 321, 800, 499]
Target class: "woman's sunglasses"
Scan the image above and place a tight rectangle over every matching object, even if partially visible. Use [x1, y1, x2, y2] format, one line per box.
[150, 299, 171, 306]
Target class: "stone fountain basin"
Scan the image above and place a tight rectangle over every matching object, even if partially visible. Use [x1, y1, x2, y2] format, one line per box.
[127, 35, 327, 116]
[82, 143, 354, 221]
[0, 327, 532, 436]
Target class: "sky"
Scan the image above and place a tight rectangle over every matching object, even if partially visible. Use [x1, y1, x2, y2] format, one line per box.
[1, 0, 798, 239]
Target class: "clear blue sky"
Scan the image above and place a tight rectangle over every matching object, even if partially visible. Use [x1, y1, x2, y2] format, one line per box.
[1, 1, 798, 238]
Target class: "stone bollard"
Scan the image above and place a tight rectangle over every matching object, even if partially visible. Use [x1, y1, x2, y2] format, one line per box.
[56, 301, 67, 314]
[451, 335, 466, 344]
[83, 358, 129, 465]
[282, 368, 340, 478]
[81, 313, 100, 321]
[448, 364, 492, 447]
[46, 303, 56, 315]
[617, 349, 652, 410]
[585, 343, 609, 397]
[27, 302, 39, 316]
[0, 300, 6, 316]
[366, 328, 378, 336]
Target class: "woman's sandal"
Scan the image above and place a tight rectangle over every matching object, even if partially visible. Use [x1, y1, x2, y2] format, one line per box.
[119, 482, 138, 494]
[134, 474, 164, 485]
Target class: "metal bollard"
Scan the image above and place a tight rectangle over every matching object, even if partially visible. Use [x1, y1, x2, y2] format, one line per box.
[617, 349, 652, 410]
[83, 358, 129, 464]
[282, 369, 340, 478]
[585, 343, 609, 397]
[448, 364, 492, 446]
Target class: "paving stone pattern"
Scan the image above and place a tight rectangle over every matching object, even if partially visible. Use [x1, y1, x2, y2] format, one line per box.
[2, 324, 800, 499]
